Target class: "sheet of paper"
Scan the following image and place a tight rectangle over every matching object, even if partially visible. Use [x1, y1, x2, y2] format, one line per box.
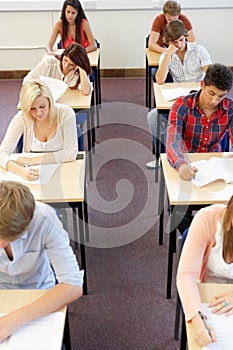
[161, 87, 198, 102]
[0, 312, 64, 350]
[201, 303, 233, 349]
[39, 75, 68, 101]
[191, 160, 225, 187]
[2, 163, 60, 185]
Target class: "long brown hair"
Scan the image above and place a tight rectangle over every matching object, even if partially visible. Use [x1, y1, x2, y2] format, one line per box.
[60, 0, 86, 46]
[223, 195, 233, 260]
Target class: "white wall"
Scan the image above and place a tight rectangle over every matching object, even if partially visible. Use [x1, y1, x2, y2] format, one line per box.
[0, 8, 232, 70]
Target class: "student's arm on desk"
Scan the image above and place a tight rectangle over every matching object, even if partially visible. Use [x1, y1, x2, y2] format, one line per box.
[148, 31, 167, 54]
[0, 283, 82, 342]
[190, 313, 216, 347]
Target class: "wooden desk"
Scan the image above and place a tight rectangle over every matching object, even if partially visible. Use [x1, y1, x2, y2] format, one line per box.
[159, 152, 233, 299]
[0, 290, 66, 349]
[187, 283, 233, 349]
[145, 49, 160, 108]
[152, 82, 200, 181]
[153, 82, 200, 110]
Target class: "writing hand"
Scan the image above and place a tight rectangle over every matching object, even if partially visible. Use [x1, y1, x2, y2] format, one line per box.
[178, 164, 198, 181]
[23, 167, 39, 181]
[192, 313, 216, 347]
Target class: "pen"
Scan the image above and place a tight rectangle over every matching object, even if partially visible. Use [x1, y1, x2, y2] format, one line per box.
[198, 311, 212, 340]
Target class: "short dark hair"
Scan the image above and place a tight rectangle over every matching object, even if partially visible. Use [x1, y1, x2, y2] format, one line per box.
[204, 63, 233, 91]
[163, 19, 188, 44]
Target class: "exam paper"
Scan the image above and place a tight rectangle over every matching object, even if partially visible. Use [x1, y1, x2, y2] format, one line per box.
[161, 87, 198, 102]
[0, 312, 64, 350]
[40, 75, 68, 101]
[202, 303, 233, 349]
[0, 163, 60, 185]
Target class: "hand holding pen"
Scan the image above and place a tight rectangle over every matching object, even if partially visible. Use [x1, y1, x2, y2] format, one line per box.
[192, 311, 216, 347]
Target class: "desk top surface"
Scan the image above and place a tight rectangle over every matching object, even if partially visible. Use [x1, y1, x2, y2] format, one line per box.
[0, 289, 66, 349]
[56, 86, 92, 109]
[27, 154, 86, 203]
[153, 82, 200, 110]
[187, 283, 233, 349]
[160, 152, 233, 205]
[1, 153, 86, 204]
[146, 48, 160, 66]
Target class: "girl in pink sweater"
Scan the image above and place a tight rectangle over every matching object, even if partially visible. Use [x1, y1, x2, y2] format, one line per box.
[177, 195, 233, 347]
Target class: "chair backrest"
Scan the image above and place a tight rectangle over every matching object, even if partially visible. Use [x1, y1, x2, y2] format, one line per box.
[221, 131, 229, 152]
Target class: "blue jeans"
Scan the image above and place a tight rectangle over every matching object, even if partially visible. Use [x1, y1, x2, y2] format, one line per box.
[147, 108, 168, 153]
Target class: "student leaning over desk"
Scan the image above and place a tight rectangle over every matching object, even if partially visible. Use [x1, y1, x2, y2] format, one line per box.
[177, 195, 233, 347]
[0, 181, 83, 342]
[146, 19, 211, 169]
[0, 78, 78, 181]
[166, 63, 233, 234]
[148, 0, 196, 54]
[24, 43, 92, 95]
[46, 0, 97, 55]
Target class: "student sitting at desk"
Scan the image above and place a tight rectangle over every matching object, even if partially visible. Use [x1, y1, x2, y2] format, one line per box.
[177, 195, 233, 347]
[0, 181, 83, 342]
[146, 20, 211, 168]
[0, 78, 78, 181]
[166, 63, 233, 233]
[148, 0, 196, 54]
[24, 43, 92, 95]
[46, 0, 97, 55]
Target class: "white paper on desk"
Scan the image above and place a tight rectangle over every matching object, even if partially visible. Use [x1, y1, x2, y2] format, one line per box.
[0, 312, 64, 350]
[161, 87, 197, 101]
[39, 75, 68, 101]
[201, 303, 233, 349]
[2, 163, 60, 185]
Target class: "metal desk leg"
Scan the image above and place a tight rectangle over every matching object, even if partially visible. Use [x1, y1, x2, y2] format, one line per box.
[77, 203, 87, 295]
[83, 183, 89, 243]
[63, 310, 71, 350]
[86, 109, 93, 181]
[148, 67, 152, 109]
[155, 111, 161, 182]
[90, 92, 96, 152]
[166, 205, 177, 299]
[158, 164, 165, 245]
[146, 56, 149, 107]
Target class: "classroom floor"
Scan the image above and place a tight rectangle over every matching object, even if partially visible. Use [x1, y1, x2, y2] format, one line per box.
[2, 77, 233, 350]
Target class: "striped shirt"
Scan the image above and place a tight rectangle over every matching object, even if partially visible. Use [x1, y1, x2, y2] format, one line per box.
[166, 91, 233, 169]
[159, 42, 212, 82]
